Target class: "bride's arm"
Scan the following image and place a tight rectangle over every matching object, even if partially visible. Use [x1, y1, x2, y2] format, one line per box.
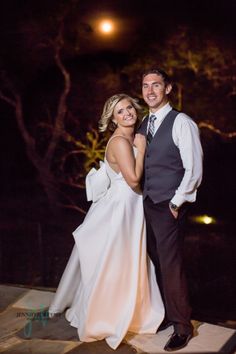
[108, 135, 146, 189]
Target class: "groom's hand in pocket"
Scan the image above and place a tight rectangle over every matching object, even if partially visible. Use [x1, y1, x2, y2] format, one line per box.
[169, 204, 179, 219]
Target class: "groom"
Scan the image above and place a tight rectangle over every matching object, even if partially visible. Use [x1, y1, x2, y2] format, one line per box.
[139, 68, 203, 351]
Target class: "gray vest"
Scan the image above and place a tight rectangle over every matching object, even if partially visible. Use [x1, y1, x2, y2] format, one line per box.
[139, 109, 184, 203]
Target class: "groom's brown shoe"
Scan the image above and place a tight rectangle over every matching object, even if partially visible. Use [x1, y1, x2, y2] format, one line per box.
[164, 332, 192, 351]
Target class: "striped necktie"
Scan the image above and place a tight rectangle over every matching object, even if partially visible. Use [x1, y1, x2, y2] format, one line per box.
[147, 114, 157, 144]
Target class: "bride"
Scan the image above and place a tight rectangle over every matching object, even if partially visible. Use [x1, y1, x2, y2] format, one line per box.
[49, 93, 164, 349]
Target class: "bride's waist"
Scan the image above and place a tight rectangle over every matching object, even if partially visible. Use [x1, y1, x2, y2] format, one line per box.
[109, 180, 142, 194]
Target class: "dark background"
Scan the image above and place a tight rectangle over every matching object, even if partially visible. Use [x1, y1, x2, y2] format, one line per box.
[0, 0, 236, 324]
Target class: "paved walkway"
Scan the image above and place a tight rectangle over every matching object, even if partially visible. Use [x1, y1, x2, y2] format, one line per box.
[0, 285, 236, 353]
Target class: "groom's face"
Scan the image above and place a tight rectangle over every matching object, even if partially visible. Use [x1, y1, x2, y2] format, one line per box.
[142, 73, 172, 113]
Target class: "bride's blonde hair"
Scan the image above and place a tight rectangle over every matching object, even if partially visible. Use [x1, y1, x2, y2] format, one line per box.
[98, 93, 143, 132]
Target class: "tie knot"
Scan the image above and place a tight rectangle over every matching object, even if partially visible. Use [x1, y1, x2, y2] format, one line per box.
[149, 114, 156, 123]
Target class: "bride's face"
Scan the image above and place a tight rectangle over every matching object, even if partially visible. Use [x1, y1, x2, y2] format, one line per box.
[112, 98, 137, 128]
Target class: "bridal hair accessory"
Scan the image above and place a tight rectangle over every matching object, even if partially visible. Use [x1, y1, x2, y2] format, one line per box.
[86, 161, 110, 203]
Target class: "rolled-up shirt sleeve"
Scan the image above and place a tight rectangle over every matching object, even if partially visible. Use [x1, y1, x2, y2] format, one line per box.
[171, 113, 203, 207]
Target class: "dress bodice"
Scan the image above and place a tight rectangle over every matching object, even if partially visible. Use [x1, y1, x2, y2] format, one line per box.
[104, 158, 124, 182]
[86, 136, 137, 203]
[104, 134, 137, 183]
[104, 145, 137, 183]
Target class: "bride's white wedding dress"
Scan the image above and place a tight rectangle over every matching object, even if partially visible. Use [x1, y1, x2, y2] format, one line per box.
[49, 138, 164, 349]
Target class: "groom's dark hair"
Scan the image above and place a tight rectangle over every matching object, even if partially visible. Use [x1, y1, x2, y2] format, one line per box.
[142, 68, 172, 86]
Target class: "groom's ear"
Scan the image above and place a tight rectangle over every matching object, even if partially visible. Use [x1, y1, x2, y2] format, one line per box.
[165, 84, 172, 95]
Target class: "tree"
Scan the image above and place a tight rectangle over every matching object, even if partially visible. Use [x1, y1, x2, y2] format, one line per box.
[0, 1, 92, 213]
[122, 27, 236, 133]
[0, 28, 72, 205]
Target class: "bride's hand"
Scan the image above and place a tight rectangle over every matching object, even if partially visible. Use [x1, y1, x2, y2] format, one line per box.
[134, 134, 146, 154]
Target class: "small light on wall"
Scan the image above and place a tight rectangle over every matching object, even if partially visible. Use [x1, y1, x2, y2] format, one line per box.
[190, 215, 217, 225]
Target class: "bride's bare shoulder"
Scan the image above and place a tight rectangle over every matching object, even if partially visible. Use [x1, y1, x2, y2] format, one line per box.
[107, 135, 131, 149]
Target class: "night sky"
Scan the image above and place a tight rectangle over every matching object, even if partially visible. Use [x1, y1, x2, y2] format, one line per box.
[1, 0, 235, 86]
[1, 0, 235, 55]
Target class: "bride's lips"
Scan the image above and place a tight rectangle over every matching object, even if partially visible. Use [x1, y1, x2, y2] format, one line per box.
[124, 116, 135, 121]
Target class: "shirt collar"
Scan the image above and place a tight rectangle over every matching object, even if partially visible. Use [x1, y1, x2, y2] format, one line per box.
[149, 102, 172, 121]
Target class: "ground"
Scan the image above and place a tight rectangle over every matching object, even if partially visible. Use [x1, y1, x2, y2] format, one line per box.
[0, 284, 236, 353]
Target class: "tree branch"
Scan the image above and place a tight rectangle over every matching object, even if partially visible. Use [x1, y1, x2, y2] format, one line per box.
[44, 30, 71, 165]
[14, 94, 37, 150]
[0, 91, 16, 107]
[0, 85, 37, 158]
[57, 203, 86, 214]
[199, 122, 236, 138]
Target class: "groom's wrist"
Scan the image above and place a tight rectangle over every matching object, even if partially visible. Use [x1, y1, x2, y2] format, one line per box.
[169, 202, 179, 212]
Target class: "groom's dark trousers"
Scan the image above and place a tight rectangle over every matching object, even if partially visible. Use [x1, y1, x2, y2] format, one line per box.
[144, 196, 193, 335]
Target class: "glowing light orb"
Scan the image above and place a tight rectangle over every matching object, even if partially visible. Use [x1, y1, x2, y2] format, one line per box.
[201, 215, 214, 224]
[190, 214, 217, 225]
[99, 20, 113, 34]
